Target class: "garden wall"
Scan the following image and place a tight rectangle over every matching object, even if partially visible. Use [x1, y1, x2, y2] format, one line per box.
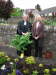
[0, 17, 22, 24]
[0, 25, 56, 58]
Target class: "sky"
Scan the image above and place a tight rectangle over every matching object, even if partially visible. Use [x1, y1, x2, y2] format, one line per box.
[11, 0, 56, 10]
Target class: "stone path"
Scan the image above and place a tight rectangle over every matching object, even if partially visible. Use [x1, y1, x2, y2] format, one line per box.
[37, 58, 56, 64]
[0, 45, 18, 58]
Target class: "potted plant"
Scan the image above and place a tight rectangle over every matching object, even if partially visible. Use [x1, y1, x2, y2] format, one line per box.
[43, 51, 53, 59]
[10, 32, 33, 57]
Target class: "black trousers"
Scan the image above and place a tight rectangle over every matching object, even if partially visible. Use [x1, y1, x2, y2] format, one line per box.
[34, 38, 43, 57]
[17, 34, 32, 56]
[24, 34, 33, 56]
[17, 47, 31, 56]
[24, 45, 31, 56]
[17, 45, 31, 56]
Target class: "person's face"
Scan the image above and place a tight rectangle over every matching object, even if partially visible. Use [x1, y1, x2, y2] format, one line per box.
[36, 16, 42, 21]
[23, 16, 29, 21]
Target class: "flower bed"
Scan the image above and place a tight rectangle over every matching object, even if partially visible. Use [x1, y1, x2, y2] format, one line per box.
[0, 52, 56, 75]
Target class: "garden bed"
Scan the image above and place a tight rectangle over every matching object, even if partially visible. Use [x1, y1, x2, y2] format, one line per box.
[0, 52, 56, 75]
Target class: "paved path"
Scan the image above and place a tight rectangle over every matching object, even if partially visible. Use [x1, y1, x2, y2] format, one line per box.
[37, 58, 56, 64]
[0, 45, 18, 58]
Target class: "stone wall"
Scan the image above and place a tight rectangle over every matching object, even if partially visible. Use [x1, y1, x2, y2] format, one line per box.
[44, 26, 56, 50]
[0, 25, 56, 57]
[43, 26, 56, 58]
[0, 17, 22, 24]
[0, 25, 17, 45]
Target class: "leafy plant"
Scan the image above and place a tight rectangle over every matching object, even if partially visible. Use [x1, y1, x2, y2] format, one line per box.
[11, 8, 23, 17]
[0, 57, 7, 68]
[10, 33, 33, 52]
[52, 68, 56, 72]
[39, 64, 44, 67]
[0, 52, 5, 57]
[11, 69, 16, 75]
[43, 19, 56, 26]
[32, 70, 39, 75]
[44, 69, 50, 75]
[0, 52, 7, 67]
[23, 69, 29, 74]
[25, 56, 36, 64]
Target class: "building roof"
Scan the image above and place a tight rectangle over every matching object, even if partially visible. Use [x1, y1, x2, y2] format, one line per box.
[40, 6, 56, 15]
[23, 6, 56, 16]
[23, 9, 40, 16]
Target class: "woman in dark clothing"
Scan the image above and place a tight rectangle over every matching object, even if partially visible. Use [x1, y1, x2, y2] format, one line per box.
[17, 14, 32, 56]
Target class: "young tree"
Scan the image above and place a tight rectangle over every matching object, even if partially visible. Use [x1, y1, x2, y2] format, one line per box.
[4, 0, 13, 19]
[35, 4, 41, 11]
[0, 0, 6, 18]
[0, 0, 13, 20]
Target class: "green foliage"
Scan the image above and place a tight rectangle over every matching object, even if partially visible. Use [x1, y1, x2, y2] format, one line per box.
[0, 52, 5, 57]
[32, 70, 39, 75]
[52, 68, 56, 72]
[0, 52, 7, 67]
[35, 4, 41, 11]
[11, 8, 23, 17]
[23, 69, 29, 74]
[11, 69, 16, 75]
[43, 19, 56, 26]
[0, 0, 13, 20]
[0, 57, 7, 67]
[25, 56, 36, 64]
[10, 33, 33, 52]
[44, 69, 50, 75]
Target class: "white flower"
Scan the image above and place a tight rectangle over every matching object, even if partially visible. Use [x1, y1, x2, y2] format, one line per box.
[1, 65, 6, 70]
[10, 62, 13, 65]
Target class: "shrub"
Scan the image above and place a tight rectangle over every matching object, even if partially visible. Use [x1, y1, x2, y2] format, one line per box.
[25, 56, 36, 64]
[0, 57, 7, 67]
[43, 19, 56, 26]
[10, 33, 33, 53]
[32, 70, 39, 75]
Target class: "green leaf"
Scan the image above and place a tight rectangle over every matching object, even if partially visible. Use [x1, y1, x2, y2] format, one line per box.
[10, 33, 33, 52]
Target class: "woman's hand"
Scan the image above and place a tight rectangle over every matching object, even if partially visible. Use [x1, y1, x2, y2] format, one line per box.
[22, 32, 25, 35]
[22, 32, 29, 35]
[34, 36, 39, 39]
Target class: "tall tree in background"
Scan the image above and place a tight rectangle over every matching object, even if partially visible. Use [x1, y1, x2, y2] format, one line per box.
[0, 0, 13, 20]
[35, 4, 41, 11]
[0, 0, 6, 18]
[4, 0, 13, 19]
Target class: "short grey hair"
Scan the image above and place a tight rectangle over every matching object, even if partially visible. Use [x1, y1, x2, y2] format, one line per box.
[23, 12, 28, 17]
[34, 14, 41, 18]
